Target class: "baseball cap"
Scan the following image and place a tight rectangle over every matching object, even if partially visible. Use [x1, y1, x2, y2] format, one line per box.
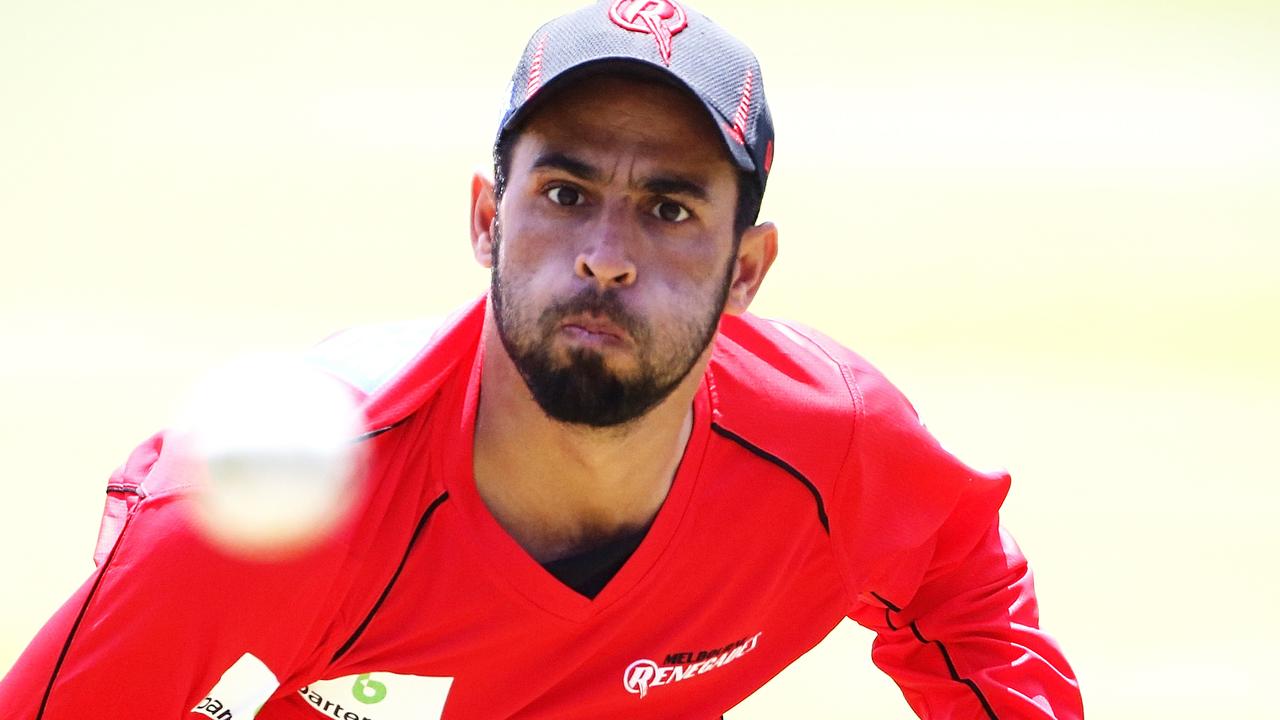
[496, 0, 775, 196]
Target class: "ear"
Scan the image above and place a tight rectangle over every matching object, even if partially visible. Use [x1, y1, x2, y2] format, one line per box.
[724, 221, 778, 316]
[471, 172, 497, 268]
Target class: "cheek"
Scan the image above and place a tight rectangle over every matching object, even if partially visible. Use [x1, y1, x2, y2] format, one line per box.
[499, 246, 569, 304]
[496, 214, 574, 290]
[633, 257, 731, 335]
[648, 238, 732, 295]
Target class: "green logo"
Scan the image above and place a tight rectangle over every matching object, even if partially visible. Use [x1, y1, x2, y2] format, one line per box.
[351, 673, 387, 704]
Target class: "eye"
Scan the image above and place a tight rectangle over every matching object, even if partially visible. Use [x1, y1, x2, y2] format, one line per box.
[652, 201, 690, 223]
[546, 185, 584, 207]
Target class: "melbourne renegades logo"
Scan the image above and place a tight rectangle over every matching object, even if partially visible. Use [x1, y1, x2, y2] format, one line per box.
[622, 632, 763, 699]
[623, 659, 660, 698]
[608, 0, 688, 66]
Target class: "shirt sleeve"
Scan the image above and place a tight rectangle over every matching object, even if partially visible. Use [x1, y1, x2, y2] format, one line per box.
[833, 369, 1083, 719]
[0, 433, 352, 720]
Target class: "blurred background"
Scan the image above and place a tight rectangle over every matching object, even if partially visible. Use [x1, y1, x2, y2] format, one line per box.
[1, 0, 1276, 716]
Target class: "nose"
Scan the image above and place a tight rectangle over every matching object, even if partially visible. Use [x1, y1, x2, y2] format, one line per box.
[574, 212, 637, 289]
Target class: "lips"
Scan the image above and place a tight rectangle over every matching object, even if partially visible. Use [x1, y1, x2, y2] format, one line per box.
[559, 313, 630, 345]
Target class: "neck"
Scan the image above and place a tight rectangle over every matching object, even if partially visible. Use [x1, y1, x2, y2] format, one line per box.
[472, 307, 704, 563]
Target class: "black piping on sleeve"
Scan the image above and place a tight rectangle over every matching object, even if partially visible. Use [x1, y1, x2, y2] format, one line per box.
[36, 513, 134, 720]
[872, 592, 999, 720]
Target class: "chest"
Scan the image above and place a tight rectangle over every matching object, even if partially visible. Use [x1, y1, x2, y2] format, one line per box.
[269, 431, 849, 719]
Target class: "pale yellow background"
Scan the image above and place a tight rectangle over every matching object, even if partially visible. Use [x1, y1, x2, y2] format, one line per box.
[2, 1, 1277, 717]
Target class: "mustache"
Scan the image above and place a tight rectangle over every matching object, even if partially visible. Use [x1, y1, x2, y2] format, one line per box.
[537, 288, 645, 341]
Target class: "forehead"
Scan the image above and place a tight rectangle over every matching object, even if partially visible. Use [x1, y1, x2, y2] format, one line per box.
[510, 74, 736, 176]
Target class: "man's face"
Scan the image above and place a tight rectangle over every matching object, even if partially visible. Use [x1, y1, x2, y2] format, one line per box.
[490, 74, 742, 428]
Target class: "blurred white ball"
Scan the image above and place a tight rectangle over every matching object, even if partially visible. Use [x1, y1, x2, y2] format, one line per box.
[174, 352, 365, 558]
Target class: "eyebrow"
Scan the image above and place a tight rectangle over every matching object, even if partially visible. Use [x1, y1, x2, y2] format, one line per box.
[530, 150, 711, 203]
[531, 151, 600, 182]
[642, 177, 709, 203]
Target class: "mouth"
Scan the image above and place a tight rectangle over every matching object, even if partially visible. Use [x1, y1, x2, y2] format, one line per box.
[558, 313, 630, 347]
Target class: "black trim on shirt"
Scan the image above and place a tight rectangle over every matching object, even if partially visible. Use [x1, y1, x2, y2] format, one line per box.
[37, 514, 134, 720]
[874, 592, 999, 719]
[354, 415, 413, 443]
[709, 423, 830, 534]
[871, 591, 902, 612]
[331, 490, 450, 663]
[909, 621, 999, 719]
[872, 592, 902, 631]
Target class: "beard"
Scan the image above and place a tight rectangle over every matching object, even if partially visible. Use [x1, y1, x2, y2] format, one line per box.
[490, 224, 734, 428]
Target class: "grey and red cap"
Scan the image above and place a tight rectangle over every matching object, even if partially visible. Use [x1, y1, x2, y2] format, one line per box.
[497, 0, 775, 196]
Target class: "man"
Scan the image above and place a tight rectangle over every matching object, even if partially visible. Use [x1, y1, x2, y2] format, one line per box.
[0, 1, 1082, 717]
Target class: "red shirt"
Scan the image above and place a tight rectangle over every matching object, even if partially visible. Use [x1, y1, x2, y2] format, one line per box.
[0, 298, 1082, 719]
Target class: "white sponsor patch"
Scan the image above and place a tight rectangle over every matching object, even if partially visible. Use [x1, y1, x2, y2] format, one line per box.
[193, 652, 280, 719]
[298, 672, 454, 720]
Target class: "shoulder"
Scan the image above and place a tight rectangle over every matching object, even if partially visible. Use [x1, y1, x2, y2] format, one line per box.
[305, 317, 452, 397]
[125, 298, 485, 505]
[710, 312, 917, 444]
[711, 314, 1010, 594]
[709, 313, 921, 507]
[306, 296, 486, 431]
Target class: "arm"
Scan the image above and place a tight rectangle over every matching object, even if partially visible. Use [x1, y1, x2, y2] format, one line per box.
[833, 368, 1082, 719]
[848, 522, 1082, 719]
[0, 434, 349, 719]
[2, 312, 476, 719]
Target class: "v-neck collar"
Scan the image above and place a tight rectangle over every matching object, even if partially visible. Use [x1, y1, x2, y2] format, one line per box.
[437, 338, 714, 623]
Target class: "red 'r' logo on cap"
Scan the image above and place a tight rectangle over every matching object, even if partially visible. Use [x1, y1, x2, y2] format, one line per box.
[609, 0, 688, 66]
